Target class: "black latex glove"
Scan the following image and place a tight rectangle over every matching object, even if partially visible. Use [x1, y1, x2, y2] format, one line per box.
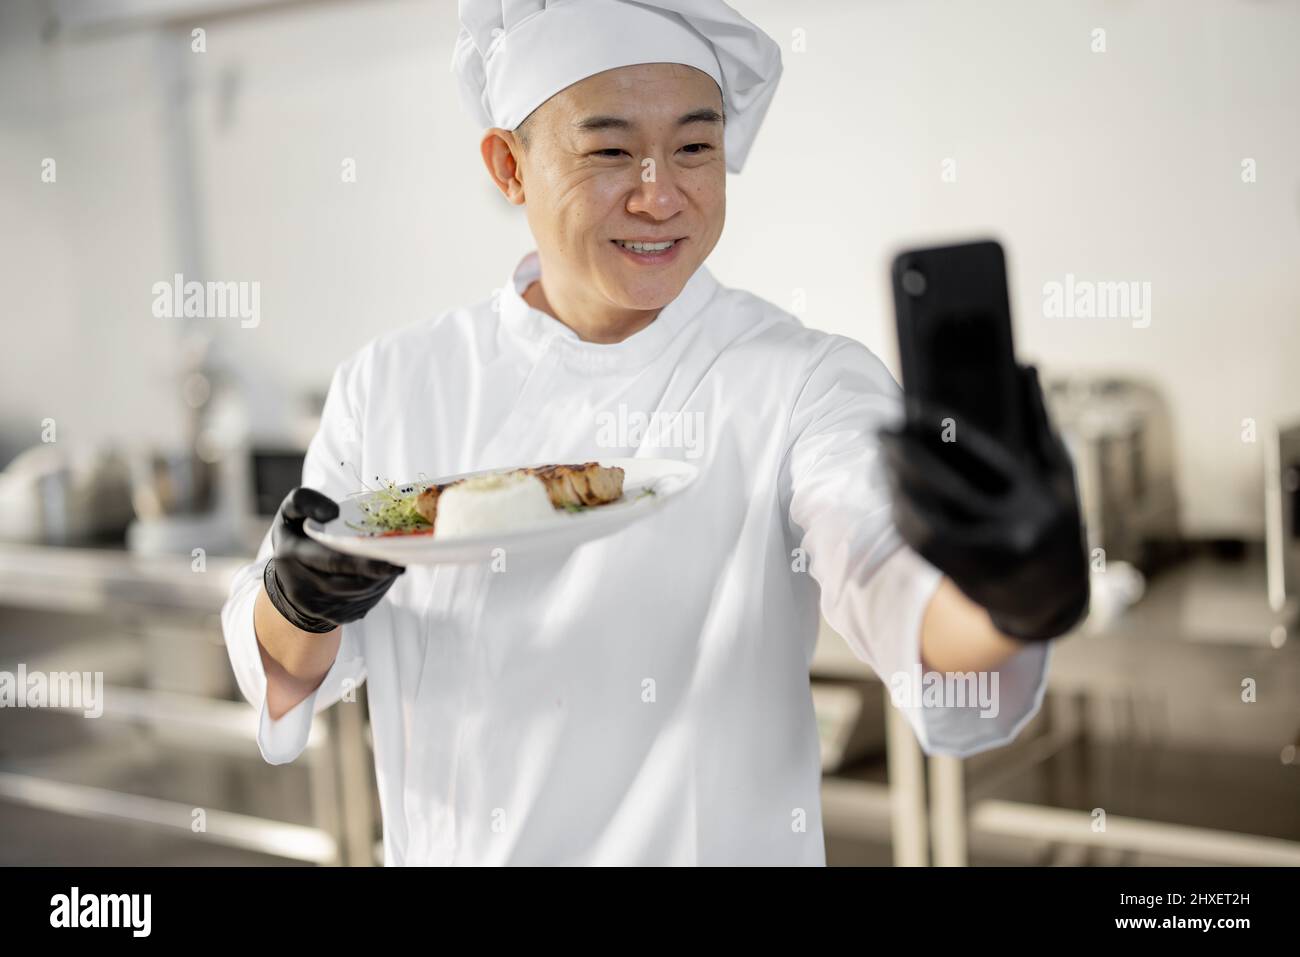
[263, 487, 405, 634]
[877, 366, 1090, 642]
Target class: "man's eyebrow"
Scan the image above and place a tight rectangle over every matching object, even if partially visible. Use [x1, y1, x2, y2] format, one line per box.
[573, 108, 724, 133]
[678, 108, 723, 126]
[574, 115, 635, 132]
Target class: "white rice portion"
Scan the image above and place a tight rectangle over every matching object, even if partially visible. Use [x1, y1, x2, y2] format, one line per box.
[434, 471, 555, 539]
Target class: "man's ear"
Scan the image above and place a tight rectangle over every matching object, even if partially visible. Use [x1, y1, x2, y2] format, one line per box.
[480, 129, 526, 205]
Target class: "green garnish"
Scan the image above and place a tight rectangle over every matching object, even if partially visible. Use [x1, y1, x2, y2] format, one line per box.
[349, 479, 433, 535]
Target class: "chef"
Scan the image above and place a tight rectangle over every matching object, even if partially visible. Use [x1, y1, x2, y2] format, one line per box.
[221, 0, 1089, 865]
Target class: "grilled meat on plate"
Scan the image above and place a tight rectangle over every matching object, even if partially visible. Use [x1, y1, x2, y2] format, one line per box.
[523, 462, 624, 508]
[413, 462, 624, 529]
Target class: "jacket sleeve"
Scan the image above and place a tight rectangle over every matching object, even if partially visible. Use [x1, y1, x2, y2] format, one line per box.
[220, 355, 371, 766]
[782, 335, 1051, 758]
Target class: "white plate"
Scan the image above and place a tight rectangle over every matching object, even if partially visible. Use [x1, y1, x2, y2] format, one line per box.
[303, 457, 698, 566]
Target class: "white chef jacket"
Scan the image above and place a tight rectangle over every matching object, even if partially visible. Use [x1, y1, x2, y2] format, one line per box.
[221, 251, 1050, 866]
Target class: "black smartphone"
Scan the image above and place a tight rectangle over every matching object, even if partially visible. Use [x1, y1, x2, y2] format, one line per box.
[891, 239, 1026, 456]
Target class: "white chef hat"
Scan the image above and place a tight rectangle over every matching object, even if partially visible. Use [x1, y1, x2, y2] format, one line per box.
[450, 0, 782, 173]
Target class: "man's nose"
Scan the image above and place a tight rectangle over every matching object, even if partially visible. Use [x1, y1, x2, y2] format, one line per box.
[626, 157, 687, 220]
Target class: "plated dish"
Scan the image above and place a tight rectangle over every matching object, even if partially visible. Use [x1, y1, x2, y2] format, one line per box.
[303, 457, 698, 565]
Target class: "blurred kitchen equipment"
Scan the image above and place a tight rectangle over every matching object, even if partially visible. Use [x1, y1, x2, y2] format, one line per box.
[812, 680, 886, 772]
[139, 618, 238, 699]
[128, 448, 214, 519]
[124, 445, 238, 557]
[249, 445, 308, 518]
[1045, 376, 1182, 573]
[1084, 559, 1147, 633]
[121, 330, 313, 556]
[0, 444, 134, 545]
[1265, 420, 1300, 615]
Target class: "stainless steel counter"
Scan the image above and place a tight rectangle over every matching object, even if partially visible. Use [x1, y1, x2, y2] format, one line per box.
[4, 541, 1296, 866]
[934, 553, 1300, 865]
[0, 540, 375, 866]
[0, 541, 256, 615]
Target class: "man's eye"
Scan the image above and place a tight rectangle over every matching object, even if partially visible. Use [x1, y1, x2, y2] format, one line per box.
[591, 148, 627, 158]
[680, 143, 713, 155]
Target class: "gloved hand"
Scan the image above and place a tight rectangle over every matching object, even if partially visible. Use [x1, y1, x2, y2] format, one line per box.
[263, 487, 405, 634]
[877, 366, 1090, 642]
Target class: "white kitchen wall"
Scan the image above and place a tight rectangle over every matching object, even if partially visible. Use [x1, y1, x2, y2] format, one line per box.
[2, 0, 1297, 534]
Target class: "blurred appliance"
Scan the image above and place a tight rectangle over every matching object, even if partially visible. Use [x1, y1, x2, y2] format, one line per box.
[237, 383, 320, 521]
[0, 444, 135, 545]
[812, 680, 886, 772]
[249, 446, 308, 518]
[125, 447, 230, 556]
[122, 322, 310, 554]
[1046, 376, 1181, 572]
[1265, 421, 1300, 614]
[128, 448, 214, 519]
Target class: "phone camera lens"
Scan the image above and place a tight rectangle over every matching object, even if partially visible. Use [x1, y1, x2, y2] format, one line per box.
[901, 268, 927, 296]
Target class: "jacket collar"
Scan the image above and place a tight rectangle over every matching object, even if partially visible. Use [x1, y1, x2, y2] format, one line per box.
[498, 250, 719, 374]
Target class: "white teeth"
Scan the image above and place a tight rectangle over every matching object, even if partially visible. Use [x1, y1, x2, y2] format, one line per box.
[616, 239, 676, 253]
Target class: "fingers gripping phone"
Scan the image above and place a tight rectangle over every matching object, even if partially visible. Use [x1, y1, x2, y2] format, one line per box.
[891, 239, 1028, 465]
[890, 239, 1028, 495]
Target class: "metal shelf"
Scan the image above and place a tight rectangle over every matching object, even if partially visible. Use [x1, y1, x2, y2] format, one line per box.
[0, 540, 377, 866]
[0, 771, 336, 864]
[971, 799, 1300, 867]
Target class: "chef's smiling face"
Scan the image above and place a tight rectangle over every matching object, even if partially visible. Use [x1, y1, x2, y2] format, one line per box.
[481, 62, 726, 338]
